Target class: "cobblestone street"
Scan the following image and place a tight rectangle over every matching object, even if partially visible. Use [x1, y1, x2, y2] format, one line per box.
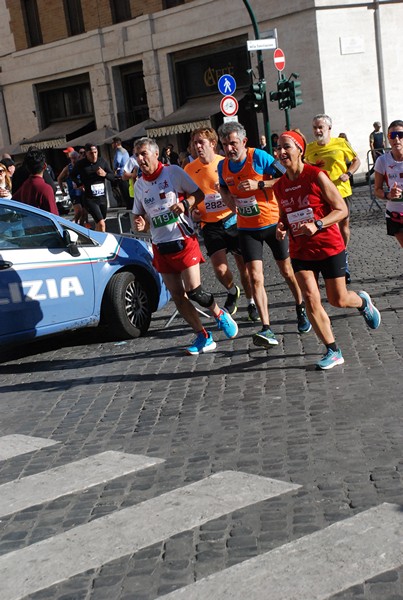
[1, 186, 403, 600]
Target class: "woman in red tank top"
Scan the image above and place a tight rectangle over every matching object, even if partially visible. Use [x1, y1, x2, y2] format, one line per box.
[273, 131, 381, 370]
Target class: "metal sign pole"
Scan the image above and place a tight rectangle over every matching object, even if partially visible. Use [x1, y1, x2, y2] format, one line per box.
[242, 0, 272, 155]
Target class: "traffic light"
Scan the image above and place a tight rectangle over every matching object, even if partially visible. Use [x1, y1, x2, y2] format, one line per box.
[289, 80, 303, 109]
[245, 80, 266, 112]
[253, 81, 266, 112]
[269, 79, 291, 110]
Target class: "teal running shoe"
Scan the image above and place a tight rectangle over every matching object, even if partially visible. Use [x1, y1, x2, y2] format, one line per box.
[185, 331, 216, 355]
[358, 291, 381, 330]
[215, 310, 238, 339]
[296, 306, 312, 334]
[316, 348, 344, 370]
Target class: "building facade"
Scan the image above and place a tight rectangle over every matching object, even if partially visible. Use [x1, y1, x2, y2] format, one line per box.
[0, 0, 401, 173]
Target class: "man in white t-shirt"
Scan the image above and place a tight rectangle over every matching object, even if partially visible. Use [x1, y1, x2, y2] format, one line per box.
[123, 142, 139, 210]
[132, 137, 238, 355]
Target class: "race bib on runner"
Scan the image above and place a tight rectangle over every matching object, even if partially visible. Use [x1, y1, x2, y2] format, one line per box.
[149, 194, 179, 229]
[236, 195, 260, 217]
[204, 193, 226, 213]
[287, 207, 314, 236]
[151, 210, 178, 228]
[90, 183, 105, 197]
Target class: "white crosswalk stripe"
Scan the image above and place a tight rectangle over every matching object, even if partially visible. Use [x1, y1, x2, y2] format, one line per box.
[1, 435, 403, 600]
[0, 450, 164, 518]
[156, 502, 403, 600]
[0, 434, 59, 461]
[0, 470, 300, 600]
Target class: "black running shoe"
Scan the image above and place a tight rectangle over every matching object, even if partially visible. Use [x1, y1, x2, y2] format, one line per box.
[247, 303, 260, 322]
[224, 285, 240, 315]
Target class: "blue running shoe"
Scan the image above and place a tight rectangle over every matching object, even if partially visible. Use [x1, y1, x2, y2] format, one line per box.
[316, 348, 344, 370]
[252, 328, 279, 348]
[185, 331, 216, 355]
[215, 310, 238, 339]
[358, 290, 381, 330]
[296, 306, 312, 334]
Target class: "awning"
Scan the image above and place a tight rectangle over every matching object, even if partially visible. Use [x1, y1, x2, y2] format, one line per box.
[0, 141, 24, 156]
[146, 94, 230, 137]
[20, 117, 94, 152]
[65, 125, 119, 148]
[104, 119, 156, 144]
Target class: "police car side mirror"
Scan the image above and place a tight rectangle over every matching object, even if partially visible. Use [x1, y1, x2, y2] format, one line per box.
[63, 229, 80, 257]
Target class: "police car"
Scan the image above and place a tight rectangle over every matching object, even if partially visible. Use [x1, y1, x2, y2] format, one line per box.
[0, 199, 170, 346]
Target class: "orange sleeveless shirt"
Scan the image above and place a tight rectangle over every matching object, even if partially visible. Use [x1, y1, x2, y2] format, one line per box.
[185, 155, 232, 225]
[222, 148, 279, 229]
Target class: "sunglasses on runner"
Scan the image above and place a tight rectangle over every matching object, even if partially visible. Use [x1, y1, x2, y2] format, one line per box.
[388, 131, 403, 140]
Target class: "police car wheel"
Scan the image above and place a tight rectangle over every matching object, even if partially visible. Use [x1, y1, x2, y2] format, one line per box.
[102, 271, 152, 338]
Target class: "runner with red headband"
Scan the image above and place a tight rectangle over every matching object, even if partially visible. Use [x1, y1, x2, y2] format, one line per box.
[274, 130, 381, 370]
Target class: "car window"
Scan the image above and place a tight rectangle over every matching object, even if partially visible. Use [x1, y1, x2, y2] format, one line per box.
[0, 205, 63, 249]
[60, 225, 98, 247]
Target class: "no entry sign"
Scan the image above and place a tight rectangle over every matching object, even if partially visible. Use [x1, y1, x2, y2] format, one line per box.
[273, 48, 286, 72]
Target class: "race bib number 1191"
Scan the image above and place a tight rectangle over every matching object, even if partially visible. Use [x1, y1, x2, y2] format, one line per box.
[151, 211, 178, 228]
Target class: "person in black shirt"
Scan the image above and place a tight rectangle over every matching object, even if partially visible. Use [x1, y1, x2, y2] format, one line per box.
[71, 143, 116, 232]
[368, 121, 385, 178]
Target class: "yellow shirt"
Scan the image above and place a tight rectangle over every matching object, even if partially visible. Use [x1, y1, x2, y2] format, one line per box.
[305, 137, 357, 198]
[185, 155, 232, 224]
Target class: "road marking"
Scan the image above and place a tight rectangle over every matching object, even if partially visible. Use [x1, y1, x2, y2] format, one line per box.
[0, 471, 300, 600]
[156, 502, 403, 600]
[0, 451, 164, 518]
[0, 434, 59, 461]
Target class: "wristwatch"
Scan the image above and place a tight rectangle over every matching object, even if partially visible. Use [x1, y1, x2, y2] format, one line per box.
[315, 219, 324, 231]
[346, 171, 352, 178]
[258, 180, 265, 190]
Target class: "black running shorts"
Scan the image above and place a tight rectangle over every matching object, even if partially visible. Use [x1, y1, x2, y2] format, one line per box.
[386, 217, 403, 237]
[201, 220, 242, 257]
[238, 225, 289, 263]
[291, 250, 347, 279]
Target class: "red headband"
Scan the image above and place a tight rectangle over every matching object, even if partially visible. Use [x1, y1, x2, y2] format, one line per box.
[280, 131, 305, 153]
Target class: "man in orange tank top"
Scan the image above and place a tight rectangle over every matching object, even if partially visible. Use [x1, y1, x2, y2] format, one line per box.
[185, 127, 258, 321]
[217, 121, 311, 349]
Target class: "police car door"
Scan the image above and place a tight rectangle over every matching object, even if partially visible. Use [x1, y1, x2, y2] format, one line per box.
[0, 202, 95, 338]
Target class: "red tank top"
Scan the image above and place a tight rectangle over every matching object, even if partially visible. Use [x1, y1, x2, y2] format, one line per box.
[273, 164, 345, 260]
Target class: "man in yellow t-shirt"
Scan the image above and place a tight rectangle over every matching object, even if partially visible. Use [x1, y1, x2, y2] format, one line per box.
[305, 114, 361, 283]
[185, 127, 257, 320]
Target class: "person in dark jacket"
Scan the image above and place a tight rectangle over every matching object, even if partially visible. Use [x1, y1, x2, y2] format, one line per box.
[70, 143, 116, 232]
